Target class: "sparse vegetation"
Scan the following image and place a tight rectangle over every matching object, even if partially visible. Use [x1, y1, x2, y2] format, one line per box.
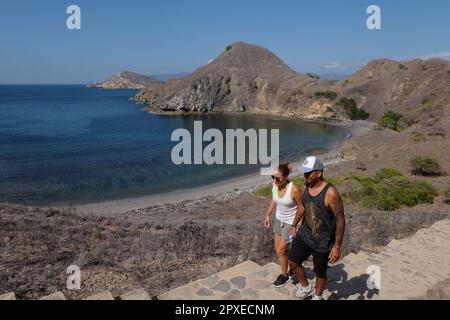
[378, 110, 403, 131]
[284, 89, 304, 104]
[306, 73, 320, 79]
[258, 168, 436, 211]
[445, 182, 450, 204]
[355, 161, 366, 171]
[345, 168, 436, 210]
[399, 64, 408, 70]
[337, 98, 370, 120]
[411, 131, 427, 143]
[314, 91, 338, 101]
[411, 156, 443, 176]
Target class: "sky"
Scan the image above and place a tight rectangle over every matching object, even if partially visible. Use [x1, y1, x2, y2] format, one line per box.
[0, 0, 449, 84]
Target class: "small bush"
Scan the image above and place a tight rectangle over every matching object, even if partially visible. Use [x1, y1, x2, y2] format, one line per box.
[337, 98, 370, 120]
[411, 156, 443, 176]
[347, 168, 436, 210]
[314, 91, 338, 101]
[306, 73, 320, 79]
[355, 161, 366, 171]
[399, 64, 408, 70]
[378, 110, 403, 131]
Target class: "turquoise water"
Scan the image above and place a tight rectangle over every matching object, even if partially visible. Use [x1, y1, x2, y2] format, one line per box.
[0, 85, 347, 206]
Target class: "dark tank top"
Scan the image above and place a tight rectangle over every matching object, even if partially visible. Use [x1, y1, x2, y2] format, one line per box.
[298, 183, 336, 253]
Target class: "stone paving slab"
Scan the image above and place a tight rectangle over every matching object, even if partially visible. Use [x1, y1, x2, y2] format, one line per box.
[39, 291, 66, 300]
[120, 289, 151, 300]
[83, 291, 115, 300]
[158, 219, 450, 300]
[0, 292, 16, 300]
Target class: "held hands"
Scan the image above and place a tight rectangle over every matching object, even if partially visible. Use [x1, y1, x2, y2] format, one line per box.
[328, 246, 341, 264]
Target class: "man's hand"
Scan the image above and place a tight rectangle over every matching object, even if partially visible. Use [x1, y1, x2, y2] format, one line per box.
[328, 246, 341, 264]
[264, 215, 271, 229]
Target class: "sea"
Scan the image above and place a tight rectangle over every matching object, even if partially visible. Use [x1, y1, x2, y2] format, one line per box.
[0, 85, 348, 206]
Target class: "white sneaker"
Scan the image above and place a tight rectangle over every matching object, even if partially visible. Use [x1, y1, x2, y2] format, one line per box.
[311, 294, 324, 300]
[295, 284, 314, 299]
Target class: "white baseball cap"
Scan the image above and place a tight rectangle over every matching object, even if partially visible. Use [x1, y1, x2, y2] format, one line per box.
[298, 156, 324, 173]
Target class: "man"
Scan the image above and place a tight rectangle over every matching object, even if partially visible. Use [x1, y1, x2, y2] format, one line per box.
[288, 156, 346, 300]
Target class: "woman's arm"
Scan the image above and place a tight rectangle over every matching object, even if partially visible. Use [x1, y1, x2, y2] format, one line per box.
[264, 183, 276, 229]
[290, 185, 305, 232]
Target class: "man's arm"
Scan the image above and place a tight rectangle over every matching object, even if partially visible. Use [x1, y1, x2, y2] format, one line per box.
[327, 186, 346, 263]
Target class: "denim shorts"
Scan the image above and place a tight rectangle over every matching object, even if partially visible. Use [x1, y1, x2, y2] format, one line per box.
[272, 216, 292, 241]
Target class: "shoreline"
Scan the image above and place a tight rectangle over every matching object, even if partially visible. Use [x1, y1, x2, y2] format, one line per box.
[74, 118, 375, 215]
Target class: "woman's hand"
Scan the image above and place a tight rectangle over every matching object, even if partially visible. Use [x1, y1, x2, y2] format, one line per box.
[288, 225, 296, 236]
[264, 215, 271, 229]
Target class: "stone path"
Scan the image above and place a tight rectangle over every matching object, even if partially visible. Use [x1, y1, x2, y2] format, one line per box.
[1, 219, 449, 300]
[159, 219, 450, 300]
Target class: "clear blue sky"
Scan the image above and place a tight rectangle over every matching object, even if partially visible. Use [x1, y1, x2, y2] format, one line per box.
[1, 0, 449, 84]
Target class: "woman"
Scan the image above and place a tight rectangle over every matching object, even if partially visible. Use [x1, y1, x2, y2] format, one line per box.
[264, 162, 303, 287]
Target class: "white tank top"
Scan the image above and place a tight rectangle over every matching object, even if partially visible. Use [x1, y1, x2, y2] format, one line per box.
[272, 182, 297, 224]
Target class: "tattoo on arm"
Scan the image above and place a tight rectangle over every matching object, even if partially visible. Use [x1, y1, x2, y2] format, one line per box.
[330, 192, 344, 217]
[292, 206, 304, 228]
[330, 189, 345, 248]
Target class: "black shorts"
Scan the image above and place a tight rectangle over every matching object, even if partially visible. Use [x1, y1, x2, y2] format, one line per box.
[288, 235, 330, 278]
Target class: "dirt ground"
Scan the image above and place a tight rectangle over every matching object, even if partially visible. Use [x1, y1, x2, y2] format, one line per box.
[1, 121, 449, 300]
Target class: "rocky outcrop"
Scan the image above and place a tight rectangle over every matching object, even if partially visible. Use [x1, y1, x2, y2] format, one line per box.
[134, 41, 450, 124]
[134, 42, 337, 118]
[88, 71, 163, 89]
[332, 58, 450, 122]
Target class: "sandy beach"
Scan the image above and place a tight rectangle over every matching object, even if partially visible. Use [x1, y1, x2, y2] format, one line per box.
[75, 119, 375, 215]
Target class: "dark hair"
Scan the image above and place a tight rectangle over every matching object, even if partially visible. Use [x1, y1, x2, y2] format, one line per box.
[278, 162, 293, 177]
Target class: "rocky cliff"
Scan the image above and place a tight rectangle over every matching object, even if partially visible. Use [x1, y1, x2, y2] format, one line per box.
[134, 41, 450, 124]
[88, 71, 163, 89]
[134, 42, 336, 118]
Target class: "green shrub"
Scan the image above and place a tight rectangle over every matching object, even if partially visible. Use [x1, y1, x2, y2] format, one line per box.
[378, 111, 403, 131]
[314, 91, 338, 101]
[375, 168, 403, 179]
[347, 168, 435, 210]
[256, 168, 436, 211]
[337, 98, 370, 120]
[399, 64, 408, 70]
[411, 156, 443, 176]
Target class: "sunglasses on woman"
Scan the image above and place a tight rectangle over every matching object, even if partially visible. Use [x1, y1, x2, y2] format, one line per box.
[271, 175, 281, 182]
